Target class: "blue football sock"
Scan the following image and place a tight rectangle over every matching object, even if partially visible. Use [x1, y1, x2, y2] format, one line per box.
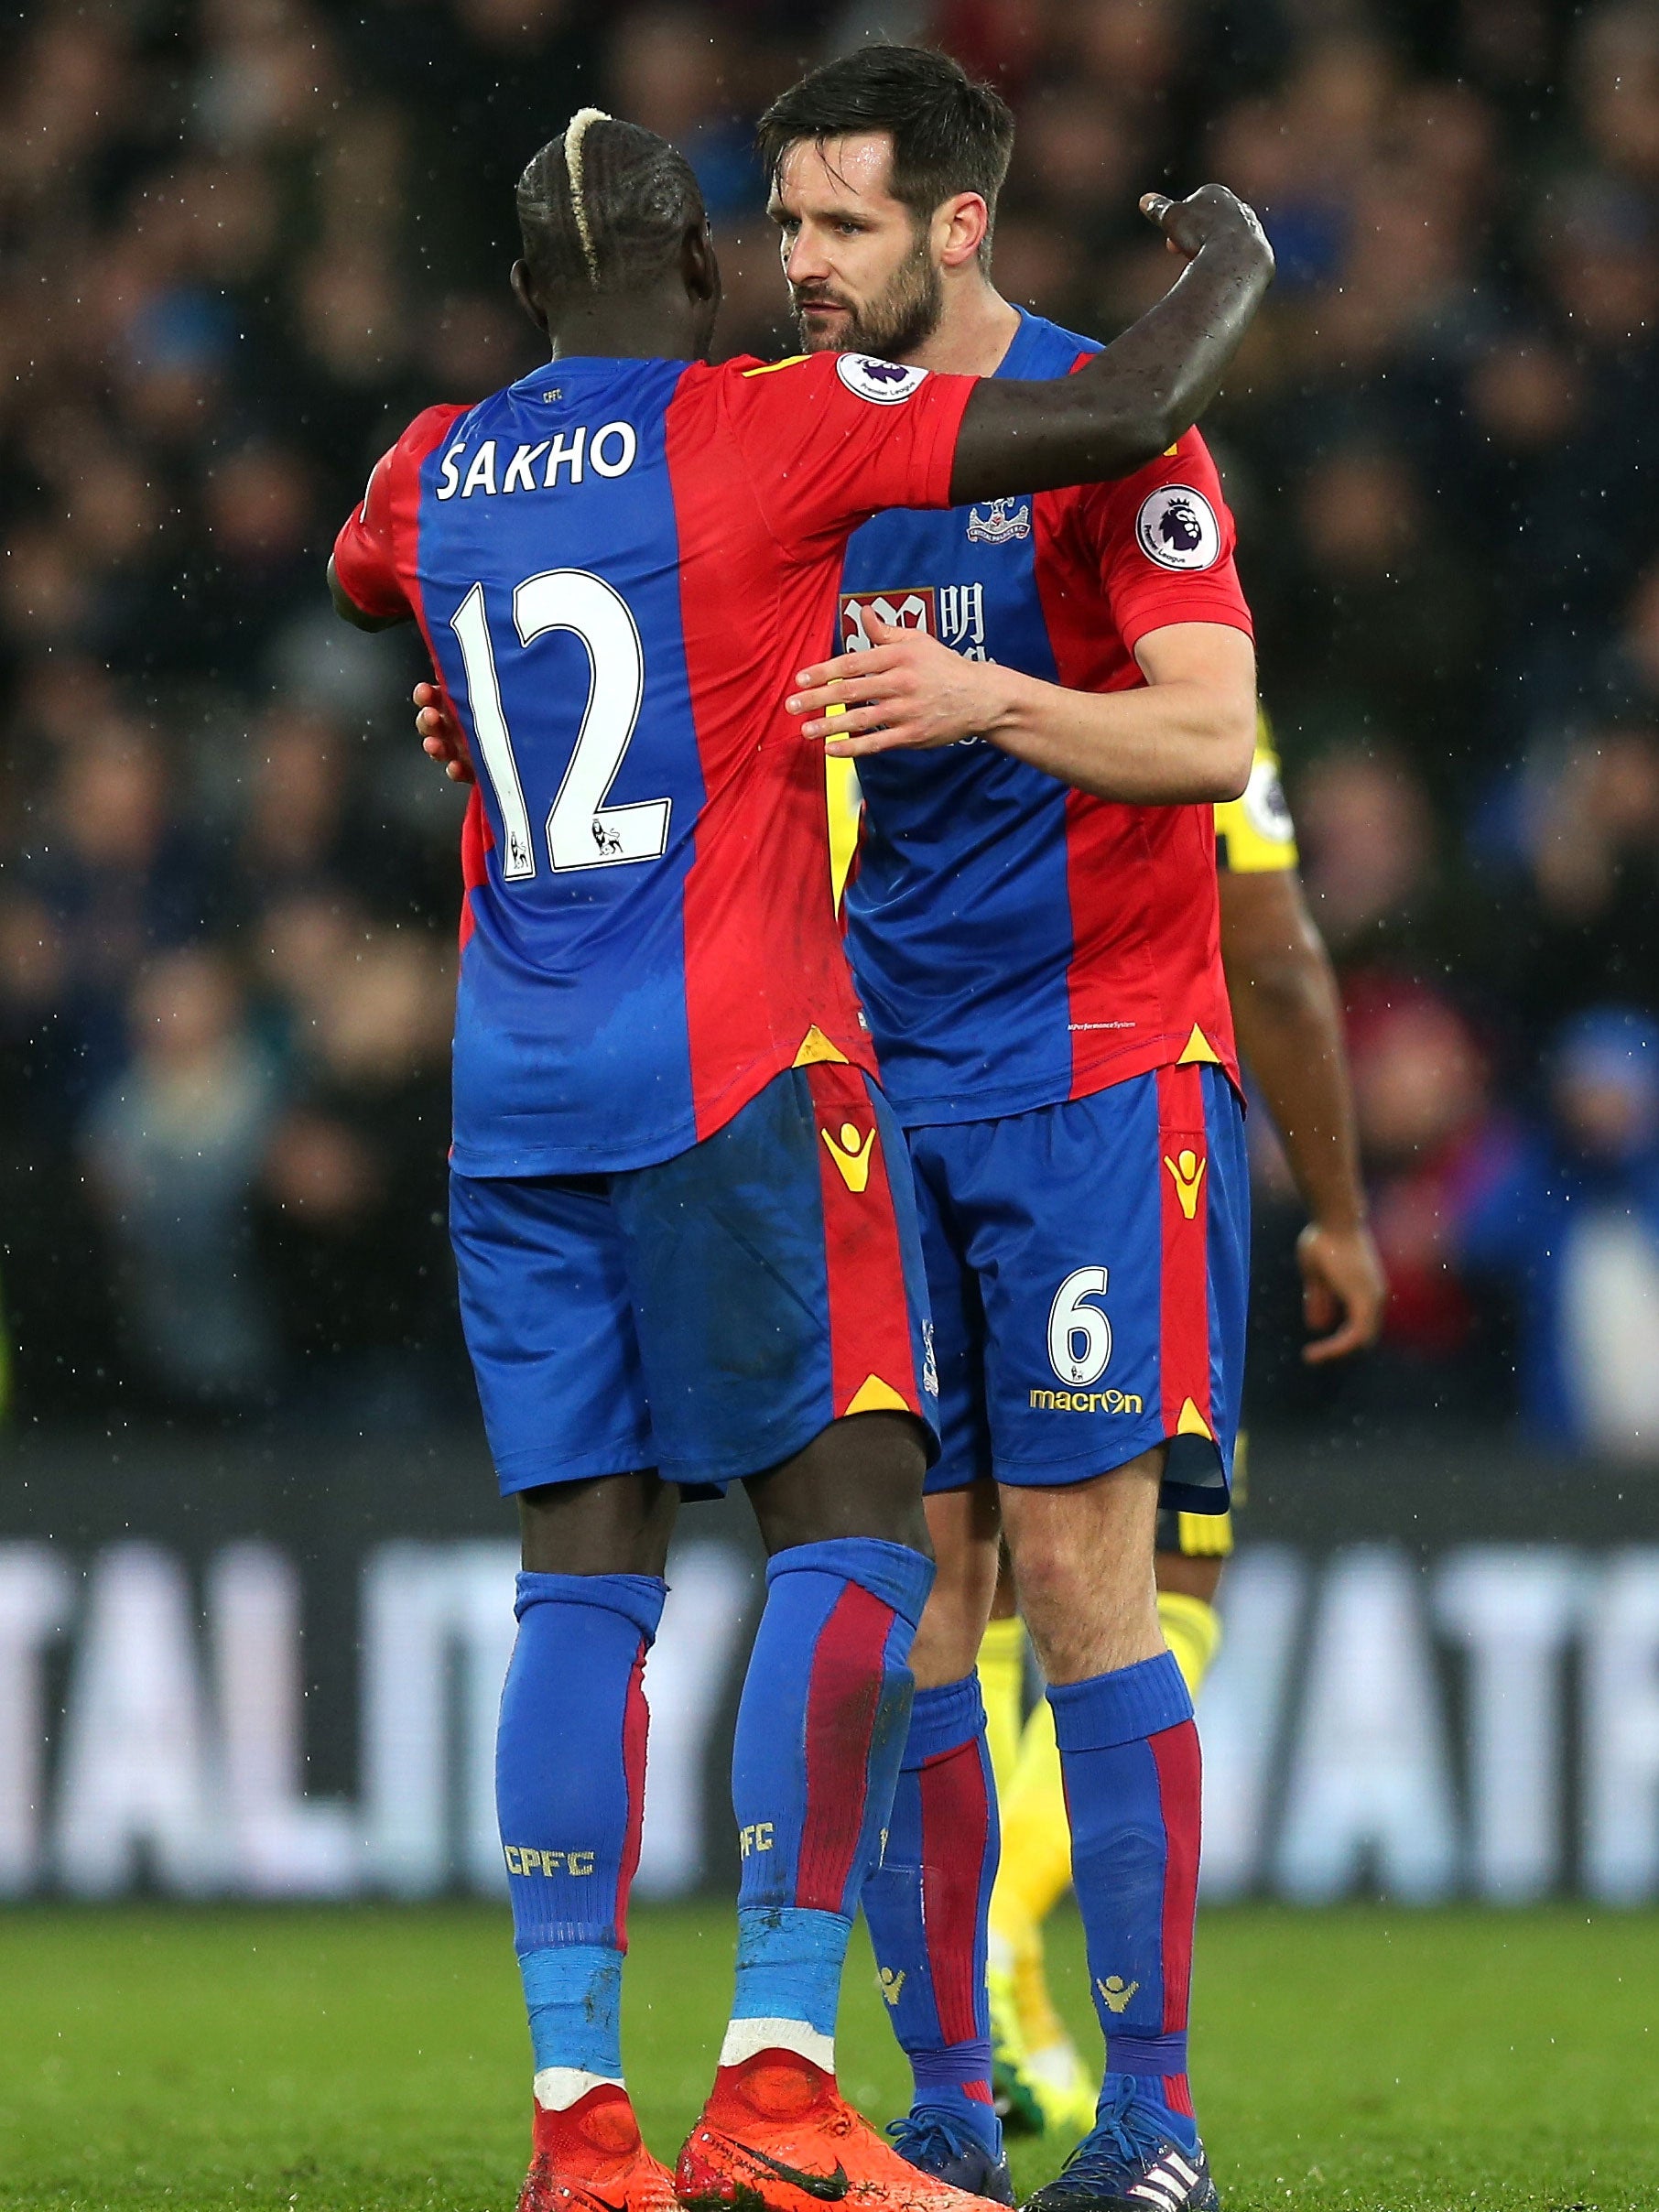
[495, 1569, 665, 2091]
[862, 1674, 1001, 2152]
[723, 1536, 935, 2066]
[1050, 1651, 1202, 2148]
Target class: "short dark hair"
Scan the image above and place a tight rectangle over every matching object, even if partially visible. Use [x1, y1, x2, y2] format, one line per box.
[756, 44, 1015, 263]
[517, 109, 705, 302]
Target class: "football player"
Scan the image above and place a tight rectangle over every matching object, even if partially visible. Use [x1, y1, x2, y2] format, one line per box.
[334, 104, 1271, 2212]
[764, 45, 1284, 2212]
[974, 721, 1385, 2139]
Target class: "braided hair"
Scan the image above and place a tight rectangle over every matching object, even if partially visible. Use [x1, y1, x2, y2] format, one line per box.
[516, 110, 706, 302]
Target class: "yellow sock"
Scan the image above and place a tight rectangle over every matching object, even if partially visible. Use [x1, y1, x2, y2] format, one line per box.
[977, 1614, 1026, 1798]
[1158, 1589, 1222, 1697]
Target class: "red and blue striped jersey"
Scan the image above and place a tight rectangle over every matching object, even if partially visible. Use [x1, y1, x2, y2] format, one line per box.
[331, 351, 973, 1176]
[837, 310, 1253, 1127]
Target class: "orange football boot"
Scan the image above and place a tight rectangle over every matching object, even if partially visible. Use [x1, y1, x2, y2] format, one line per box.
[518, 2082, 679, 2212]
[675, 2049, 1010, 2212]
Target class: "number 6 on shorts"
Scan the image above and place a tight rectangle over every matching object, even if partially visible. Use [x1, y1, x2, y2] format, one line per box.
[1048, 1265, 1111, 1386]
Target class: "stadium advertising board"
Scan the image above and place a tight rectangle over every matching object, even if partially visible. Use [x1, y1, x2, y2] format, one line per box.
[3, 1427, 1656, 1904]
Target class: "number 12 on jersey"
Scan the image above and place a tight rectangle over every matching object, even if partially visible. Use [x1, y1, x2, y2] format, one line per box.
[450, 568, 670, 877]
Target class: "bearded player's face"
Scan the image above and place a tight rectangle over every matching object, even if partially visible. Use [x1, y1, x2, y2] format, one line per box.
[768, 134, 945, 362]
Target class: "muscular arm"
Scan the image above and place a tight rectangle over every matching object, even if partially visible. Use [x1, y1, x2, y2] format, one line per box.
[949, 186, 1274, 505]
[789, 620, 1256, 802]
[1220, 865, 1386, 1361]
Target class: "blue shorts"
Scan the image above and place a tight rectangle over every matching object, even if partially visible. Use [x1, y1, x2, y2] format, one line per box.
[905, 1062, 1248, 1514]
[450, 1063, 938, 1497]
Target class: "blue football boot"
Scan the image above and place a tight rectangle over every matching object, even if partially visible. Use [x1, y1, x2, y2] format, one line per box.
[887, 2109, 1016, 2207]
[1016, 2079, 1219, 2212]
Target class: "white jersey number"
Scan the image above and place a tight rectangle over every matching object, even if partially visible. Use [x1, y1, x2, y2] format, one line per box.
[1048, 1266, 1112, 1386]
[449, 569, 670, 878]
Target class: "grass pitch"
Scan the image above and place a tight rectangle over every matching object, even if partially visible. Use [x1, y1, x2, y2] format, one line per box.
[0, 1903, 1654, 2211]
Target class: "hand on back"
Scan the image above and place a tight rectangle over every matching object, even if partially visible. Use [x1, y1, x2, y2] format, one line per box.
[415, 681, 474, 783]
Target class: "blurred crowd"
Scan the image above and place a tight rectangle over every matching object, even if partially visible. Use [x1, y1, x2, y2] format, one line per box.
[4, 0, 1659, 1458]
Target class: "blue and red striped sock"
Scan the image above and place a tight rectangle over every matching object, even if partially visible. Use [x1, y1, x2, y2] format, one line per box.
[862, 1674, 1001, 2153]
[495, 1569, 663, 2108]
[721, 1536, 935, 2073]
[1051, 1650, 1201, 2148]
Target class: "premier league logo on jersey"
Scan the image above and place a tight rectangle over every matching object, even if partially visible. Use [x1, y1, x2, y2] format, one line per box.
[966, 497, 1031, 544]
[835, 353, 931, 405]
[1134, 484, 1220, 571]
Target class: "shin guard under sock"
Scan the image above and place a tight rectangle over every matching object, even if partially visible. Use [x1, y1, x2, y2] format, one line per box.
[496, 1569, 664, 2104]
[863, 1674, 1000, 2152]
[1050, 1651, 1201, 2146]
[722, 1536, 934, 2072]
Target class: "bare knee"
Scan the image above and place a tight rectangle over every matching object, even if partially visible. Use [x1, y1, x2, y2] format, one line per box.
[1003, 1451, 1165, 1684]
[744, 1410, 930, 1556]
[518, 1469, 677, 1577]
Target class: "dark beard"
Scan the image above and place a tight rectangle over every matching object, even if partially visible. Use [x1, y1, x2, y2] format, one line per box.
[794, 233, 944, 360]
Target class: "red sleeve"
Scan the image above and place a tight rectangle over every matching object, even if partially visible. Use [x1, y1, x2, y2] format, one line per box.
[1080, 427, 1253, 656]
[715, 352, 975, 552]
[331, 404, 465, 620]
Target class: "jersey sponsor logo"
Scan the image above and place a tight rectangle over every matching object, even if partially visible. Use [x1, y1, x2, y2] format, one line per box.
[1028, 1386, 1144, 1414]
[839, 583, 991, 728]
[840, 588, 935, 652]
[966, 496, 1030, 544]
[938, 582, 986, 656]
[840, 583, 990, 664]
[1097, 1975, 1140, 2012]
[820, 1120, 875, 1192]
[835, 352, 929, 404]
[1164, 1147, 1207, 1219]
[1134, 483, 1220, 571]
[877, 1966, 906, 2007]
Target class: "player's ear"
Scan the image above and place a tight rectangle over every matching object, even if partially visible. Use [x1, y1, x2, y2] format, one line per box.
[511, 258, 549, 337]
[937, 192, 990, 272]
[682, 217, 720, 308]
